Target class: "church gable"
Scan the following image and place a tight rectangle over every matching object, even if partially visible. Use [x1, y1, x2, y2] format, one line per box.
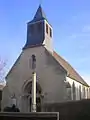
[6, 46, 46, 81]
[5, 46, 67, 89]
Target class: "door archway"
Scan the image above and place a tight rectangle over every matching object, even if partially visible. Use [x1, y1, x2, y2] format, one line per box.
[23, 81, 42, 112]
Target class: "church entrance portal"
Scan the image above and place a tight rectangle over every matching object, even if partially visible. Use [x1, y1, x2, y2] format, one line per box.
[23, 81, 42, 112]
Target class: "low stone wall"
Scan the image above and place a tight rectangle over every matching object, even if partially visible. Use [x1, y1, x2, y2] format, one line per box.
[1, 100, 90, 120]
[43, 99, 90, 120]
[0, 112, 59, 120]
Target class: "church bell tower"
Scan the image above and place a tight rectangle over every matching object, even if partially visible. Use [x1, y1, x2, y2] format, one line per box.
[23, 5, 53, 52]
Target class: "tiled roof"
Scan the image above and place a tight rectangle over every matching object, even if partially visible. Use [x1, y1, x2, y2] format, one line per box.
[53, 51, 89, 86]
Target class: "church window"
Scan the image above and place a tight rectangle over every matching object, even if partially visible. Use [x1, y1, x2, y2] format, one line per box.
[87, 88, 88, 98]
[50, 28, 52, 37]
[31, 54, 36, 69]
[79, 85, 81, 100]
[72, 82, 76, 100]
[65, 81, 71, 100]
[83, 86, 85, 98]
[32, 55, 36, 62]
[46, 24, 48, 34]
[89, 88, 90, 98]
[67, 88, 72, 100]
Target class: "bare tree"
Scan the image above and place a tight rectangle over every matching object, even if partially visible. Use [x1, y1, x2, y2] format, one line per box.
[0, 57, 6, 82]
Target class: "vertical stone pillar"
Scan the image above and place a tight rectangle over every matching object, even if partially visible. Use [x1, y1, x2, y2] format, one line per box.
[31, 72, 36, 112]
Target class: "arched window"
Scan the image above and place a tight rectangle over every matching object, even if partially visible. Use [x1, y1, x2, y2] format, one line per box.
[65, 81, 71, 100]
[88, 88, 90, 98]
[46, 24, 48, 34]
[87, 88, 88, 99]
[72, 82, 76, 100]
[83, 86, 85, 99]
[50, 28, 52, 37]
[31, 54, 36, 69]
[79, 85, 81, 100]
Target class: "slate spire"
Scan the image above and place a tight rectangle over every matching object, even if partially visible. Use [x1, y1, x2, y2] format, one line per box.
[34, 5, 47, 21]
[29, 5, 47, 23]
[23, 5, 52, 50]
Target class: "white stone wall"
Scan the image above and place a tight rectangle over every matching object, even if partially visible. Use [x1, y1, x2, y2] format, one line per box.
[43, 20, 53, 53]
[2, 46, 66, 112]
[66, 77, 89, 100]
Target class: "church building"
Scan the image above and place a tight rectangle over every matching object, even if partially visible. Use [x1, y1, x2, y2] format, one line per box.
[2, 5, 90, 112]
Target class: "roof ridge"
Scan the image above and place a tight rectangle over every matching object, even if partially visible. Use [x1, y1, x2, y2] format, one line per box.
[53, 51, 89, 86]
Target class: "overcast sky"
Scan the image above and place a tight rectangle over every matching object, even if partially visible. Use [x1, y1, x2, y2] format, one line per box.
[0, 0, 90, 84]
